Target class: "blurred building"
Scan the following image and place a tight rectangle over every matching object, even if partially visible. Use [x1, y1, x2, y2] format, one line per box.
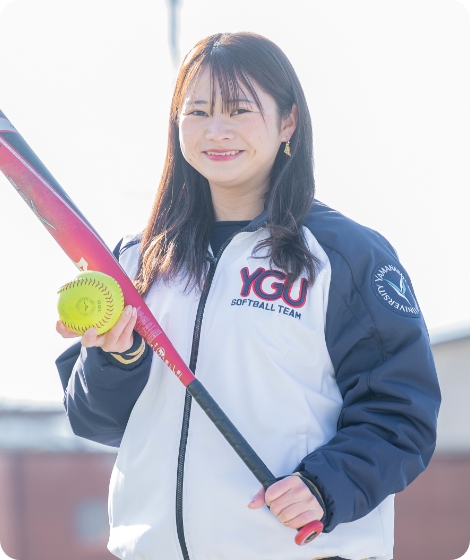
[0, 322, 469, 560]
[0, 403, 116, 560]
[394, 322, 470, 560]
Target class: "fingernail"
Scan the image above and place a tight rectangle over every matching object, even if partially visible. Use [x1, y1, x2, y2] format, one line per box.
[124, 305, 132, 315]
[89, 327, 97, 335]
[132, 307, 137, 317]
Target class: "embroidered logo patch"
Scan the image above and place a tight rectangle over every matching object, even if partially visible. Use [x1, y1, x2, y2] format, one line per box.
[372, 262, 420, 317]
[239, 267, 308, 308]
[230, 267, 308, 320]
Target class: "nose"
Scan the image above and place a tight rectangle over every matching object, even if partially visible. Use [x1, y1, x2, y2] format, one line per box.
[205, 114, 235, 142]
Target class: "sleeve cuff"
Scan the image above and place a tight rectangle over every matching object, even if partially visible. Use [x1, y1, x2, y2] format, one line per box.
[292, 471, 328, 525]
[101, 333, 149, 370]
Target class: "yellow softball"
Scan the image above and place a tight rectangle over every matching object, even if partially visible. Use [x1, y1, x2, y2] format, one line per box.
[57, 271, 125, 335]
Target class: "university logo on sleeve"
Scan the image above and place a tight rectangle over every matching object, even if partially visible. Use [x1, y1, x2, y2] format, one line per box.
[371, 262, 421, 317]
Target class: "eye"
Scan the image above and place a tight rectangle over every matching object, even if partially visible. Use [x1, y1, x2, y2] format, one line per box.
[232, 108, 250, 116]
[189, 110, 208, 117]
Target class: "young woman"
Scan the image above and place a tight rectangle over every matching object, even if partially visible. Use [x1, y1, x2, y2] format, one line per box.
[56, 32, 440, 560]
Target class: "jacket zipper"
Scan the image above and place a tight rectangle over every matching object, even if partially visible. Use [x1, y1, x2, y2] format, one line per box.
[175, 227, 261, 560]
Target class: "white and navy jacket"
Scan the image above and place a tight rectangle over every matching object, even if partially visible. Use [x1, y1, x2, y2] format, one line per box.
[56, 201, 440, 560]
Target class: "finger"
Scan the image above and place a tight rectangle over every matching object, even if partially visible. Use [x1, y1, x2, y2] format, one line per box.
[269, 486, 316, 517]
[118, 307, 138, 344]
[247, 487, 266, 509]
[276, 500, 320, 525]
[264, 476, 302, 507]
[100, 306, 136, 353]
[98, 305, 133, 349]
[102, 308, 137, 353]
[269, 477, 322, 515]
[56, 320, 80, 338]
[279, 509, 321, 530]
[81, 327, 100, 348]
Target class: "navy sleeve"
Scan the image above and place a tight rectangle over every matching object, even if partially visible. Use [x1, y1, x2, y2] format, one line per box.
[55, 238, 152, 447]
[298, 202, 441, 532]
[63, 340, 152, 447]
[56, 340, 82, 391]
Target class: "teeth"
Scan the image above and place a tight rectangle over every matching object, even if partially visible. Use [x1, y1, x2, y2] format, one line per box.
[206, 151, 239, 156]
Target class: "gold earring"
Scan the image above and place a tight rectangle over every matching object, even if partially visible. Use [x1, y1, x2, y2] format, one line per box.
[284, 140, 291, 157]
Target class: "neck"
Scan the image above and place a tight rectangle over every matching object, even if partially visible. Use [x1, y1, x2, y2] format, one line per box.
[209, 180, 267, 222]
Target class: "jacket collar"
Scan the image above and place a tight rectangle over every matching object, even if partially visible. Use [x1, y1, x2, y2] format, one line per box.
[241, 206, 268, 232]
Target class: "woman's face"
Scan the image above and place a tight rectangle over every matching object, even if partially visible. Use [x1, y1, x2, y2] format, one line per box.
[179, 65, 296, 196]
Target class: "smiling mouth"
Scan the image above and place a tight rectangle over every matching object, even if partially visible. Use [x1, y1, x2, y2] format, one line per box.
[205, 150, 241, 156]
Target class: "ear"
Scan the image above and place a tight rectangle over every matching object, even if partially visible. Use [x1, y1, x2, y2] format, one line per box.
[281, 103, 298, 141]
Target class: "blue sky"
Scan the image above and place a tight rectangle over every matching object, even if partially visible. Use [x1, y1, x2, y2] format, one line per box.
[0, 0, 469, 403]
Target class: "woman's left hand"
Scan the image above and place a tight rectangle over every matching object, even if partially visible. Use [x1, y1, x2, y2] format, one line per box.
[247, 476, 323, 529]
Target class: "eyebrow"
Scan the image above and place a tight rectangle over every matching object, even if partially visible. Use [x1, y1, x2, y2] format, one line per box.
[189, 98, 255, 105]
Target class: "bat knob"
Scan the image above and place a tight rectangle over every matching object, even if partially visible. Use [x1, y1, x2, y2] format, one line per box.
[294, 520, 324, 546]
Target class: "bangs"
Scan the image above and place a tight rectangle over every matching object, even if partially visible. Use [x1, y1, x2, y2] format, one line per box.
[175, 42, 265, 119]
[207, 47, 263, 115]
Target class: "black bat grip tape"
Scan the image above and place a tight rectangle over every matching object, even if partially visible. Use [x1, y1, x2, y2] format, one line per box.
[186, 379, 324, 546]
[187, 379, 277, 490]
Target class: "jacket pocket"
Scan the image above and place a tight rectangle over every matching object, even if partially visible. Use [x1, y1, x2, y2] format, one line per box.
[296, 433, 308, 464]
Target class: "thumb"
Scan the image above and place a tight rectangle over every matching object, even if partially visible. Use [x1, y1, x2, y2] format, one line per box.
[247, 487, 266, 509]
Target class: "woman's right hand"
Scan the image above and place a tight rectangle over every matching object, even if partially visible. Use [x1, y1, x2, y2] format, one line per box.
[56, 305, 138, 353]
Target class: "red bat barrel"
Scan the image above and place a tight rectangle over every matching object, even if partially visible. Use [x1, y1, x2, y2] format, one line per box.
[0, 110, 194, 387]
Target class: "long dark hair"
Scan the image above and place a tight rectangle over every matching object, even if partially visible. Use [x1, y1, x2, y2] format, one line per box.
[134, 32, 319, 296]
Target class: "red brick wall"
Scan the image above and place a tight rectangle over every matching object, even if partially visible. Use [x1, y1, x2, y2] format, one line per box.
[395, 454, 470, 560]
[0, 451, 468, 559]
[0, 452, 116, 560]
